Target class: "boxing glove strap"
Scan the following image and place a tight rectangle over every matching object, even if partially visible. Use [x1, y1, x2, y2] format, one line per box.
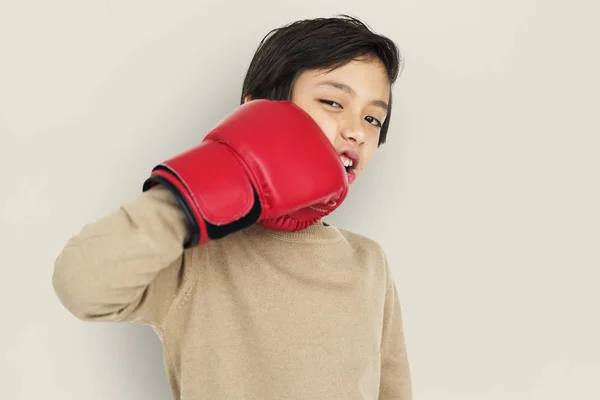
[143, 174, 201, 248]
[143, 169, 263, 248]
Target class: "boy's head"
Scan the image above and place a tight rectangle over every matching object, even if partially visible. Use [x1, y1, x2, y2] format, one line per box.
[241, 15, 403, 183]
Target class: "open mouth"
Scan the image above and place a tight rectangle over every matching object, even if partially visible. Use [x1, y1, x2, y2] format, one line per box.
[340, 154, 355, 173]
[339, 151, 359, 183]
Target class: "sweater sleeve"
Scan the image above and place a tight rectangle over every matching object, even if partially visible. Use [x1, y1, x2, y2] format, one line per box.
[379, 260, 413, 399]
[52, 186, 194, 329]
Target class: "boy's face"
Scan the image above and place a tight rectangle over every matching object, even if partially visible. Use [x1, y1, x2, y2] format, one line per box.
[290, 57, 391, 185]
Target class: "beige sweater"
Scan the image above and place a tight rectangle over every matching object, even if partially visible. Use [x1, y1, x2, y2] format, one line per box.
[52, 186, 412, 399]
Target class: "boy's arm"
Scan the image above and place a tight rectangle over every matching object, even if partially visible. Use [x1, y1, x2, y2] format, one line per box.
[52, 100, 345, 329]
[379, 262, 413, 399]
[52, 186, 192, 328]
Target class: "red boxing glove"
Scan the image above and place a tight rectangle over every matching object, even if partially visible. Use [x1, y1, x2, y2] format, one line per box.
[142, 99, 348, 248]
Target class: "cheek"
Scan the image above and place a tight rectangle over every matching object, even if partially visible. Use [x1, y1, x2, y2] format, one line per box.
[357, 142, 378, 175]
[290, 94, 338, 145]
[304, 109, 338, 146]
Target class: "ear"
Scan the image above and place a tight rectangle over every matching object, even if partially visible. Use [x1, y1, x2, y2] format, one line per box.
[243, 95, 252, 103]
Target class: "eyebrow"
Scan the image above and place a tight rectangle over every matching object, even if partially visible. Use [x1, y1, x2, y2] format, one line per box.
[316, 80, 389, 111]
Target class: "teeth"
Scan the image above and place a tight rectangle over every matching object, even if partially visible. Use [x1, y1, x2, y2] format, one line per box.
[340, 155, 353, 168]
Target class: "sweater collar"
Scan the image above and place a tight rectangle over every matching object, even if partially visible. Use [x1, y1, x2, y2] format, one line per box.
[244, 221, 343, 243]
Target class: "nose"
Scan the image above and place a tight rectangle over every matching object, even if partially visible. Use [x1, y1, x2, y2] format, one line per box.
[340, 117, 365, 145]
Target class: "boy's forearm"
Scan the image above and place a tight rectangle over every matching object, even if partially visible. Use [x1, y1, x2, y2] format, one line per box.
[52, 186, 188, 323]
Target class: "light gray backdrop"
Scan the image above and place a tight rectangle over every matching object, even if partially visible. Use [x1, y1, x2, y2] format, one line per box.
[1, 0, 599, 399]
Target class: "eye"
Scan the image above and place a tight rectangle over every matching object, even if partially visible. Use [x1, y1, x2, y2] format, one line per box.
[320, 99, 343, 109]
[365, 116, 382, 127]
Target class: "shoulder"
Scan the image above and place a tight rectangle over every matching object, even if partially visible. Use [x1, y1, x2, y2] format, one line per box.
[335, 226, 398, 277]
[337, 227, 386, 252]
[336, 227, 389, 268]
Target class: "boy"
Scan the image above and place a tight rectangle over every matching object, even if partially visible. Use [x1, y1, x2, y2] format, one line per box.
[52, 15, 411, 399]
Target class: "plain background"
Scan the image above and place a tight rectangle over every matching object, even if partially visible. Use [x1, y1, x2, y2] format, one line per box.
[1, 0, 599, 399]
